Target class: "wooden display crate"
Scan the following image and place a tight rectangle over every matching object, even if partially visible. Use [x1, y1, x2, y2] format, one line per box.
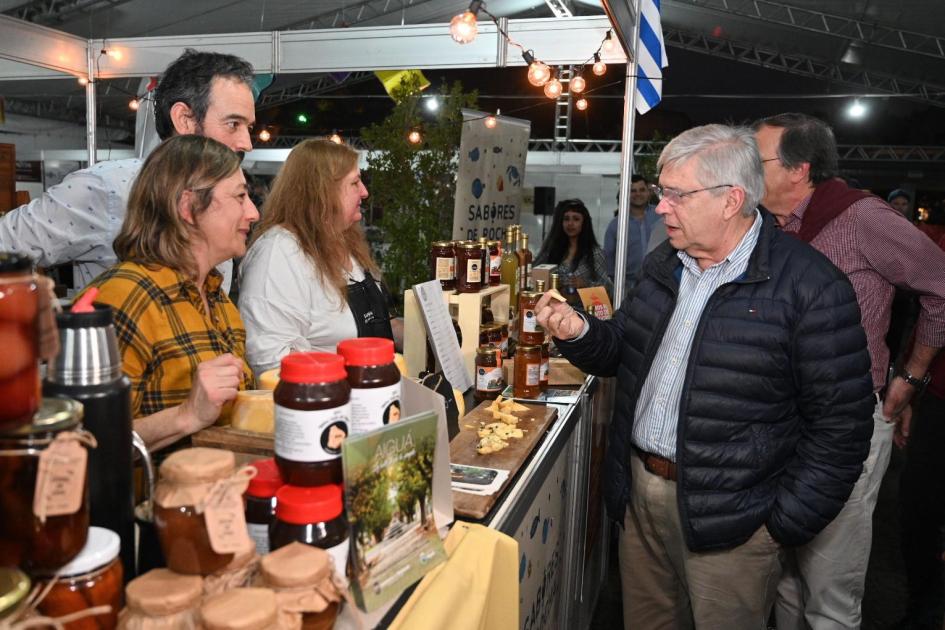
[403, 283, 510, 382]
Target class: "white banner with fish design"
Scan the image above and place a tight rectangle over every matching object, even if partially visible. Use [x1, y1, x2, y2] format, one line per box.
[452, 109, 531, 241]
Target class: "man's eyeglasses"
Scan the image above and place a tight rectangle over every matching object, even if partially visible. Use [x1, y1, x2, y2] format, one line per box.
[649, 183, 734, 204]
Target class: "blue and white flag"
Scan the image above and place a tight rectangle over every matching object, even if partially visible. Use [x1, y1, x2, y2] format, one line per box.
[635, 0, 668, 115]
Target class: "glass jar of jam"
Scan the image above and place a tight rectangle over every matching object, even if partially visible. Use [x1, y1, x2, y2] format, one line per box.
[455, 242, 484, 294]
[0, 397, 91, 573]
[37, 526, 122, 629]
[200, 588, 278, 630]
[517, 290, 545, 346]
[475, 347, 504, 403]
[259, 542, 344, 630]
[153, 447, 249, 576]
[337, 337, 402, 433]
[119, 569, 202, 628]
[245, 458, 283, 556]
[0, 567, 30, 621]
[540, 342, 550, 391]
[270, 484, 349, 578]
[429, 241, 455, 291]
[514, 344, 543, 399]
[486, 240, 501, 286]
[274, 353, 350, 487]
[0, 253, 40, 432]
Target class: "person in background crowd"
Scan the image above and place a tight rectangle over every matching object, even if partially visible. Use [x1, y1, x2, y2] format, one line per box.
[0, 49, 256, 293]
[887, 188, 913, 220]
[917, 200, 945, 244]
[754, 112, 945, 630]
[239, 138, 398, 376]
[86, 136, 257, 452]
[603, 175, 662, 293]
[534, 198, 613, 297]
[536, 124, 873, 629]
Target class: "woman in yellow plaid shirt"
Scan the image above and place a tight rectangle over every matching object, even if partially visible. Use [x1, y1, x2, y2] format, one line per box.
[88, 135, 258, 452]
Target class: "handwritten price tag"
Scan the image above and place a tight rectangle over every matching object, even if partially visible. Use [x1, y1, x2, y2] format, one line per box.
[203, 481, 251, 555]
[33, 438, 87, 520]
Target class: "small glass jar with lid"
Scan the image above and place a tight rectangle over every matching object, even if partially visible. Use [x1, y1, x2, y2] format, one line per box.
[259, 542, 345, 630]
[119, 568, 202, 629]
[486, 240, 501, 286]
[517, 290, 545, 346]
[0, 252, 40, 431]
[514, 344, 543, 399]
[0, 397, 91, 573]
[199, 588, 278, 630]
[270, 484, 349, 578]
[429, 241, 455, 290]
[455, 242, 484, 293]
[475, 346, 504, 403]
[245, 458, 283, 556]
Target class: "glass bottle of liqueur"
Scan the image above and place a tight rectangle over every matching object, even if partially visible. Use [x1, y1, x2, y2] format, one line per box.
[517, 232, 532, 292]
[500, 227, 520, 314]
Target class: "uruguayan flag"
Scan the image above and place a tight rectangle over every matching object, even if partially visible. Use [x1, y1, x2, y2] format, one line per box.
[636, 0, 668, 115]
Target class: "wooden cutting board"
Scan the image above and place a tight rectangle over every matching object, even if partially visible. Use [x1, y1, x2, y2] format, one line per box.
[450, 400, 558, 520]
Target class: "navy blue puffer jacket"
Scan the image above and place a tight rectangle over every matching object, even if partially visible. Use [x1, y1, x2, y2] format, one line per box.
[557, 212, 874, 552]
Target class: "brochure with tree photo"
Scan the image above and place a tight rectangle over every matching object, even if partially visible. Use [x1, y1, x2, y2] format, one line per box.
[342, 411, 447, 612]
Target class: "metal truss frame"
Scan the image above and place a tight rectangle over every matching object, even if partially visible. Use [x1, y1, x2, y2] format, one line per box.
[257, 71, 375, 110]
[2, 0, 133, 25]
[275, 0, 440, 32]
[3, 96, 132, 134]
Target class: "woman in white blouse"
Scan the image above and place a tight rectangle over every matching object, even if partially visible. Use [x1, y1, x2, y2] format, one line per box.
[238, 139, 394, 376]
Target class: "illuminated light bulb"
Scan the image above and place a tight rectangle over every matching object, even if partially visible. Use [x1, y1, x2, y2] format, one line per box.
[602, 30, 616, 53]
[592, 54, 607, 76]
[484, 115, 497, 129]
[329, 133, 343, 144]
[258, 129, 271, 142]
[407, 129, 423, 144]
[128, 98, 139, 111]
[543, 77, 563, 99]
[449, 11, 478, 44]
[847, 99, 867, 119]
[106, 48, 123, 61]
[570, 75, 586, 94]
[527, 60, 551, 87]
[425, 96, 439, 112]
[78, 76, 89, 86]
[575, 97, 588, 111]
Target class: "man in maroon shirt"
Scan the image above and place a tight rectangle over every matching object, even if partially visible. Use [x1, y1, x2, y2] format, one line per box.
[753, 112, 945, 630]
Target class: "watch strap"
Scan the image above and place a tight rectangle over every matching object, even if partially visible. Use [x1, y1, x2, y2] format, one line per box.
[898, 368, 931, 389]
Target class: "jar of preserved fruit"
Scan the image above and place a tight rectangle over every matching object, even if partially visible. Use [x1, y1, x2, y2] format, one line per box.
[274, 353, 350, 487]
[475, 347, 504, 402]
[37, 526, 122, 629]
[200, 588, 278, 630]
[270, 484, 349, 578]
[429, 241, 455, 291]
[118, 569, 202, 628]
[245, 458, 283, 555]
[0, 568, 30, 621]
[0, 397, 92, 573]
[153, 448, 255, 576]
[0, 253, 40, 432]
[337, 338, 402, 433]
[486, 240, 501, 286]
[259, 542, 345, 630]
[540, 342, 550, 391]
[455, 242, 484, 294]
[514, 345, 543, 399]
[517, 290, 545, 346]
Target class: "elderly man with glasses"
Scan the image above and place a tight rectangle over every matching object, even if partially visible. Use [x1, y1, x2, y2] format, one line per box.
[535, 123, 874, 629]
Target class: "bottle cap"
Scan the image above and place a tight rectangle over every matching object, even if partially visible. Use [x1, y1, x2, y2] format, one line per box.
[336, 337, 395, 367]
[280, 352, 346, 384]
[275, 484, 343, 525]
[246, 458, 283, 498]
[52, 527, 120, 577]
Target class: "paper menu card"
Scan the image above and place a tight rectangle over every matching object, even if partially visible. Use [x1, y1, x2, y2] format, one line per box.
[411, 280, 473, 392]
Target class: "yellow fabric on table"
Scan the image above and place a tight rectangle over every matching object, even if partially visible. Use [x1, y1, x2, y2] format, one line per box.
[389, 521, 519, 630]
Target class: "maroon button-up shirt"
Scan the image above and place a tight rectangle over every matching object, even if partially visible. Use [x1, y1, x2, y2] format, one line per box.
[783, 194, 945, 390]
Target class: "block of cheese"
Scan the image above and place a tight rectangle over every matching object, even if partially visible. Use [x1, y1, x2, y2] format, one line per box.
[393, 353, 408, 377]
[258, 368, 280, 391]
[229, 390, 275, 434]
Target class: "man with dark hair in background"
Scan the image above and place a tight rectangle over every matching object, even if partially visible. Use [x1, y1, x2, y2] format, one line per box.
[754, 112, 945, 630]
[0, 49, 256, 291]
[604, 174, 662, 294]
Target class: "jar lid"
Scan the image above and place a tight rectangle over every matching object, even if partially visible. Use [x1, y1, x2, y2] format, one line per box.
[159, 447, 235, 484]
[260, 542, 331, 588]
[476, 346, 499, 356]
[0, 397, 83, 437]
[246, 458, 283, 498]
[517, 344, 542, 352]
[519, 290, 542, 300]
[457, 242, 482, 250]
[337, 337, 395, 367]
[0, 568, 29, 620]
[280, 352, 346, 384]
[200, 588, 277, 630]
[480, 323, 502, 332]
[487, 240, 500, 247]
[275, 484, 343, 525]
[0, 252, 33, 273]
[431, 241, 453, 248]
[125, 569, 203, 616]
[49, 526, 120, 577]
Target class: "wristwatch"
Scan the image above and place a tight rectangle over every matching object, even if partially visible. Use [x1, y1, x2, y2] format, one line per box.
[897, 368, 931, 390]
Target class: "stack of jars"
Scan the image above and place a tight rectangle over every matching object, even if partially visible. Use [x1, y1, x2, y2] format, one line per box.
[429, 238, 501, 293]
[514, 280, 552, 399]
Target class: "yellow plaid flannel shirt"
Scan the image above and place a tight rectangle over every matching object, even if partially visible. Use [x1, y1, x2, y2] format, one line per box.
[89, 262, 255, 418]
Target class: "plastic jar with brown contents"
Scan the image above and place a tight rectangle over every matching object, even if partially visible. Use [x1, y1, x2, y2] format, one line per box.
[517, 290, 545, 346]
[118, 568, 202, 629]
[0, 252, 40, 432]
[153, 448, 251, 576]
[245, 458, 283, 555]
[259, 542, 345, 630]
[0, 398, 91, 573]
[37, 526, 122, 630]
[514, 344, 543, 399]
[270, 484, 349, 578]
[199, 588, 278, 630]
[455, 242, 484, 293]
[337, 337, 402, 433]
[429, 241, 455, 290]
[274, 353, 350, 487]
[475, 347, 504, 403]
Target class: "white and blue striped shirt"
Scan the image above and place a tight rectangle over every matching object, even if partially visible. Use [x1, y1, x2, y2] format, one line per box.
[632, 211, 763, 460]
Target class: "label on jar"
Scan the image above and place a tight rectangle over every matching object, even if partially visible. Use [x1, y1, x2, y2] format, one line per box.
[466, 258, 481, 284]
[203, 481, 252, 554]
[540, 358, 550, 382]
[522, 309, 543, 333]
[435, 256, 455, 281]
[477, 366, 504, 392]
[350, 382, 402, 433]
[275, 403, 351, 462]
[326, 538, 350, 582]
[33, 436, 87, 521]
[526, 362, 541, 386]
[489, 255, 501, 277]
[248, 522, 270, 555]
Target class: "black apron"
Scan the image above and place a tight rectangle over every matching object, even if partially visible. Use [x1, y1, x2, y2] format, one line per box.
[345, 271, 394, 340]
